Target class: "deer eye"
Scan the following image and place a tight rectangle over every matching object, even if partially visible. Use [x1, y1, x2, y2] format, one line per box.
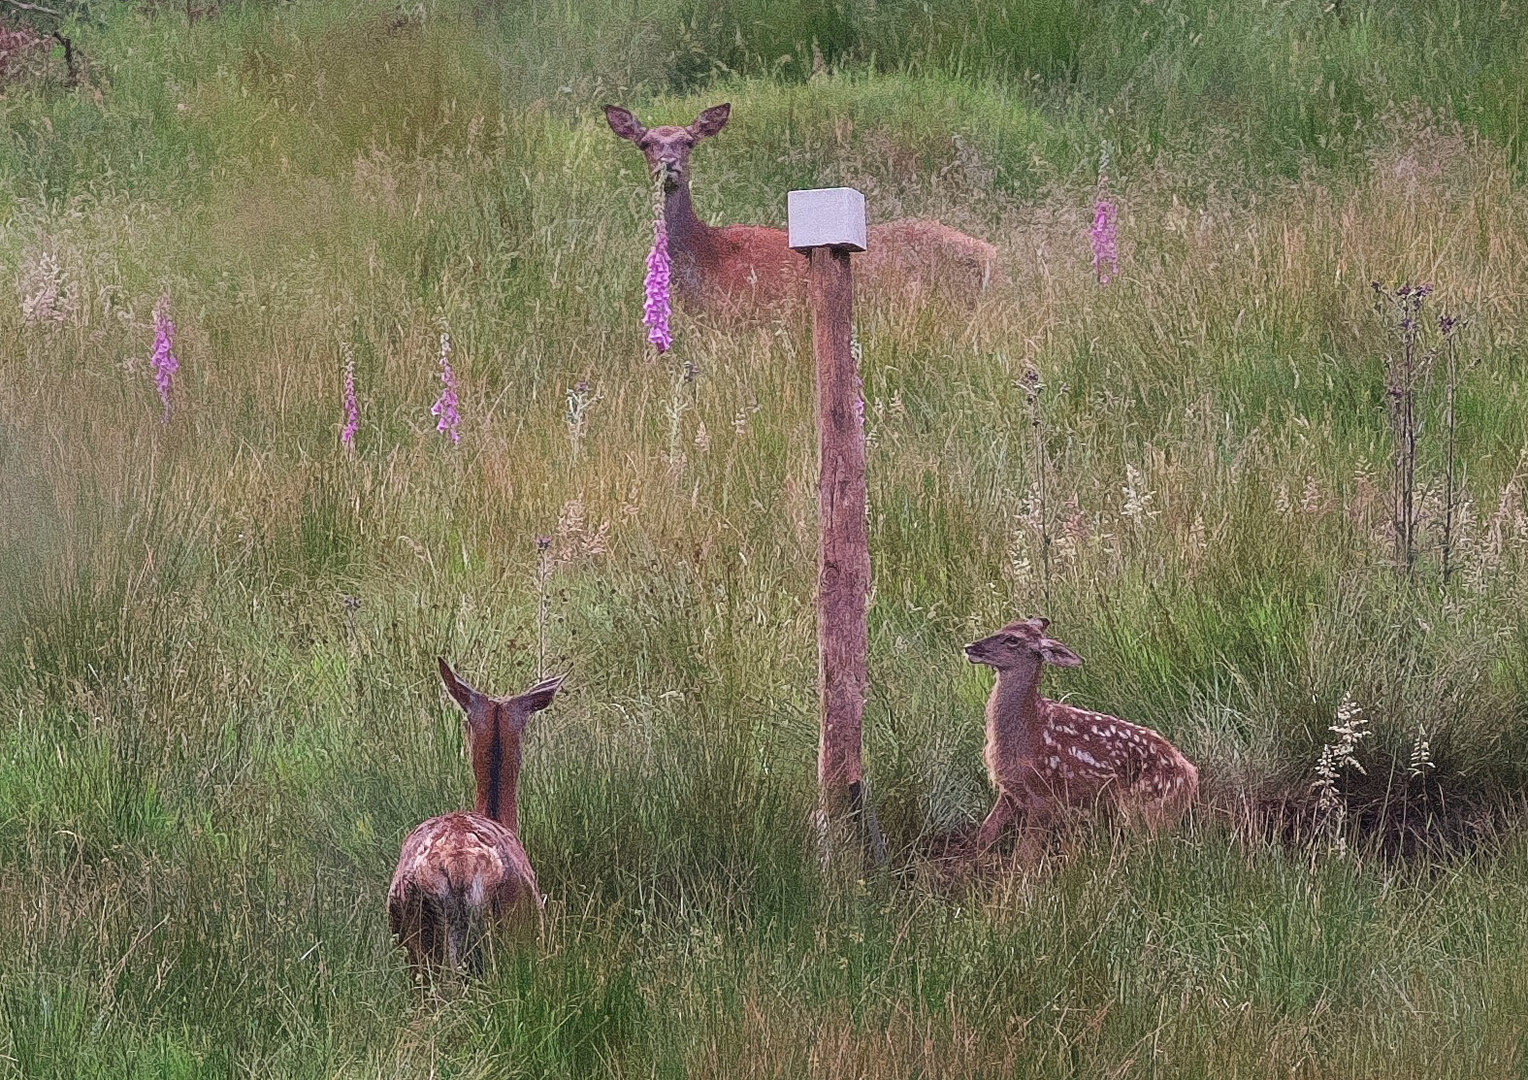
[1003, 635, 1021, 646]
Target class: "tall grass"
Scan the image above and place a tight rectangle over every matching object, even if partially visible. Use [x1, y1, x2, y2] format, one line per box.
[3, 0, 1528, 1074]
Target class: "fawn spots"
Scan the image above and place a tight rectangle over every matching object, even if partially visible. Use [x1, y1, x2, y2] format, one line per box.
[967, 617, 1200, 856]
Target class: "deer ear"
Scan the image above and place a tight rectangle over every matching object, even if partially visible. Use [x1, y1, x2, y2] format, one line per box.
[604, 105, 646, 142]
[438, 658, 483, 716]
[512, 674, 566, 717]
[1025, 616, 1052, 632]
[1039, 639, 1083, 667]
[690, 103, 731, 139]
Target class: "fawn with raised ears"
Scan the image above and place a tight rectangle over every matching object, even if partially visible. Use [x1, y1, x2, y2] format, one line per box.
[388, 660, 564, 979]
[965, 618, 1197, 861]
[604, 102, 999, 309]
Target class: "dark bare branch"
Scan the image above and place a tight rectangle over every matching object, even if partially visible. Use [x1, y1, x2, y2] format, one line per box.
[1, 0, 66, 17]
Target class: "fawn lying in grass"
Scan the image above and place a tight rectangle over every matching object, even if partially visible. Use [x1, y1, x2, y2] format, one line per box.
[388, 660, 564, 980]
[966, 618, 1198, 861]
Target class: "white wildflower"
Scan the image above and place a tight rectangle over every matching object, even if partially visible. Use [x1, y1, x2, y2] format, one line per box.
[1121, 463, 1159, 523]
[554, 497, 610, 563]
[1313, 691, 1369, 813]
[19, 248, 74, 325]
[1301, 475, 1322, 513]
[1408, 724, 1434, 779]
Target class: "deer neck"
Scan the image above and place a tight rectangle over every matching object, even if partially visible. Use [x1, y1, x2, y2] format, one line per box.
[986, 665, 1044, 763]
[474, 726, 524, 834]
[663, 181, 711, 242]
[664, 181, 717, 296]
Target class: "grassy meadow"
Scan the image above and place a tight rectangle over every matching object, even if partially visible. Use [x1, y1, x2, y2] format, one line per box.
[4, 0, 1528, 1074]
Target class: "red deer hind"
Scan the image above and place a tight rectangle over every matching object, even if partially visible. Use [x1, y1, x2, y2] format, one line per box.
[388, 660, 564, 979]
[965, 618, 1197, 861]
[605, 102, 999, 310]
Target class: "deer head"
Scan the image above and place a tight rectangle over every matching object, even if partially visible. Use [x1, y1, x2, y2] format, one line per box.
[438, 658, 565, 827]
[604, 103, 732, 191]
[964, 617, 1084, 674]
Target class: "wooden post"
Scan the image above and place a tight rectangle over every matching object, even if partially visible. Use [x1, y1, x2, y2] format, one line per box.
[789, 188, 885, 865]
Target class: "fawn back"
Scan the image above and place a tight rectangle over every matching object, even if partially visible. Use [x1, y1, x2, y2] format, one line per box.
[387, 661, 564, 978]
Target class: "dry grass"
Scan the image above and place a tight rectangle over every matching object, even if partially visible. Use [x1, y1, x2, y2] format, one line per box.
[3, 0, 1528, 1075]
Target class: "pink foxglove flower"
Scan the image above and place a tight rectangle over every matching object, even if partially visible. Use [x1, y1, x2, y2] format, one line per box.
[151, 295, 180, 424]
[341, 344, 359, 448]
[430, 328, 461, 444]
[1090, 171, 1120, 286]
[642, 193, 672, 353]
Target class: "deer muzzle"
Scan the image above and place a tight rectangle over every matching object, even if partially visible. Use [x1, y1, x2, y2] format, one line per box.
[652, 160, 682, 187]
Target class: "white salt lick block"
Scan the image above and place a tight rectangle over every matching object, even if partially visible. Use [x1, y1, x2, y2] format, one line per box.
[788, 188, 868, 253]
